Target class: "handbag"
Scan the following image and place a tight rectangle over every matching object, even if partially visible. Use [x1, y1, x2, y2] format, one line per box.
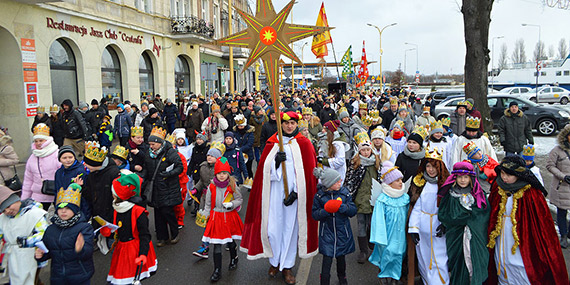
[144, 153, 165, 206]
[37, 159, 55, 195]
[0, 166, 22, 191]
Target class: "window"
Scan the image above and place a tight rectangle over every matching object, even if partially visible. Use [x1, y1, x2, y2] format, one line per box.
[49, 39, 78, 106]
[541, 71, 546, 76]
[511, 89, 519, 94]
[447, 98, 462, 107]
[565, 70, 570, 76]
[520, 88, 529, 93]
[540, 88, 550, 93]
[202, 0, 208, 21]
[139, 52, 154, 100]
[101, 46, 122, 104]
[554, 87, 565, 93]
[135, 0, 151, 13]
[557, 71, 562, 76]
[501, 98, 523, 108]
[214, 4, 219, 38]
[487, 98, 498, 107]
[175, 56, 191, 96]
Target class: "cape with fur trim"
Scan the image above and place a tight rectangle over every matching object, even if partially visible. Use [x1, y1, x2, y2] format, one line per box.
[240, 132, 318, 260]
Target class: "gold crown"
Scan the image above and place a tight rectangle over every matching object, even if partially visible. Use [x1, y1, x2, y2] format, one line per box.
[338, 106, 348, 115]
[398, 102, 408, 111]
[359, 102, 368, 110]
[37, 106, 46, 113]
[425, 147, 444, 161]
[112, 145, 129, 160]
[150, 126, 167, 140]
[369, 110, 380, 119]
[50, 104, 59, 113]
[130, 126, 144, 137]
[390, 97, 399, 105]
[56, 183, 82, 208]
[234, 114, 247, 126]
[361, 116, 373, 127]
[392, 120, 405, 130]
[430, 120, 443, 131]
[458, 101, 469, 108]
[231, 101, 239, 108]
[298, 119, 309, 129]
[522, 144, 535, 157]
[466, 116, 481, 129]
[33, 123, 50, 137]
[211, 104, 220, 112]
[463, 141, 479, 156]
[423, 106, 430, 112]
[342, 95, 349, 100]
[165, 133, 176, 145]
[441, 117, 451, 127]
[354, 131, 371, 146]
[302, 107, 313, 115]
[84, 146, 108, 163]
[195, 211, 208, 228]
[210, 141, 226, 155]
[412, 125, 429, 140]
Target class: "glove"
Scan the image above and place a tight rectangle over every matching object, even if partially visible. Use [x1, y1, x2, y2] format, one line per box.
[16, 236, 27, 248]
[436, 224, 446, 237]
[135, 255, 147, 266]
[478, 173, 488, 180]
[190, 188, 198, 195]
[338, 203, 348, 214]
[223, 202, 233, 210]
[100, 226, 112, 238]
[324, 199, 342, 213]
[410, 233, 420, 245]
[275, 151, 286, 169]
[564, 176, 570, 184]
[283, 191, 298, 206]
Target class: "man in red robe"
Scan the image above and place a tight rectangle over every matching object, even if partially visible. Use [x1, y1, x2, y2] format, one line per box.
[240, 111, 318, 285]
[487, 155, 569, 284]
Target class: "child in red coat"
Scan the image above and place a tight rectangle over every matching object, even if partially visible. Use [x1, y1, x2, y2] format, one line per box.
[463, 141, 498, 192]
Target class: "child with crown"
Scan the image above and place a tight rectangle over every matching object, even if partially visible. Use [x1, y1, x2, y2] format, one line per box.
[425, 119, 454, 171]
[35, 183, 95, 284]
[462, 141, 499, 194]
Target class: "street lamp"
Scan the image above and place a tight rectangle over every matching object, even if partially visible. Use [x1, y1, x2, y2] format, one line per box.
[522, 23, 541, 98]
[405, 42, 419, 86]
[491, 36, 504, 92]
[301, 42, 308, 88]
[404, 48, 416, 77]
[367, 22, 397, 90]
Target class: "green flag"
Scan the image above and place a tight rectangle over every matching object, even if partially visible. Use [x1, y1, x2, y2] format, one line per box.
[340, 46, 353, 80]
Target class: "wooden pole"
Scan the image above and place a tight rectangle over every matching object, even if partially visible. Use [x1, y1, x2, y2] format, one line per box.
[271, 77, 289, 199]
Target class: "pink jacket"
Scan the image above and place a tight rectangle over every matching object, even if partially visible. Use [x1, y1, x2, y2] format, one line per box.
[21, 140, 61, 202]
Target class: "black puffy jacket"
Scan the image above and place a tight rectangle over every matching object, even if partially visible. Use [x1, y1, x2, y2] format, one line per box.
[188, 142, 209, 182]
[143, 142, 183, 208]
[61, 99, 89, 140]
[142, 116, 164, 142]
[39, 215, 94, 284]
[82, 159, 120, 222]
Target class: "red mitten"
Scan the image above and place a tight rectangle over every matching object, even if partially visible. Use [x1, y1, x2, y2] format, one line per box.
[100, 226, 112, 237]
[135, 255, 147, 265]
[324, 199, 342, 213]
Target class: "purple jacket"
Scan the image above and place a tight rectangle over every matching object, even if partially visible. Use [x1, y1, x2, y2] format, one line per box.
[22, 138, 61, 202]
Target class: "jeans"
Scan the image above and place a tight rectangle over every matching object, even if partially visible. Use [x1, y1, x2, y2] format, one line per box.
[254, 147, 262, 162]
[356, 213, 372, 237]
[557, 207, 569, 236]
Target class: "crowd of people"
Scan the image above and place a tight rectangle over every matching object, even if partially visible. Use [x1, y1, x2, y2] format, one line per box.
[0, 86, 568, 284]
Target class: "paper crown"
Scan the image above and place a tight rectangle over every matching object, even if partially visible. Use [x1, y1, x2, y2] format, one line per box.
[130, 126, 144, 137]
[150, 126, 167, 140]
[359, 102, 368, 110]
[354, 131, 371, 146]
[56, 183, 82, 208]
[49, 104, 59, 113]
[85, 140, 100, 149]
[398, 103, 408, 112]
[84, 145, 108, 163]
[369, 110, 380, 119]
[298, 119, 309, 129]
[392, 120, 405, 130]
[441, 117, 451, 127]
[210, 141, 226, 155]
[390, 97, 399, 105]
[466, 116, 481, 129]
[361, 115, 373, 127]
[457, 101, 469, 108]
[338, 106, 348, 115]
[234, 114, 247, 126]
[196, 211, 208, 228]
[522, 144, 535, 159]
[165, 133, 176, 145]
[37, 106, 46, 113]
[412, 125, 429, 140]
[463, 141, 480, 156]
[342, 95, 349, 100]
[211, 104, 220, 112]
[230, 101, 239, 108]
[302, 107, 313, 115]
[430, 120, 443, 131]
[425, 147, 444, 161]
[423, 106, 431, 112]
[112, 145, 129, 160]
[33, 123, 50, 137]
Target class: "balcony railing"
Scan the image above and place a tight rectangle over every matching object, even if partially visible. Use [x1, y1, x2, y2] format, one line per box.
[171, 16, 215, 39]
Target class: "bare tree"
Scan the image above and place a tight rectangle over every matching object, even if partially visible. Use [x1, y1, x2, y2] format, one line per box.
[511, 38, 527, 64]
[533, 41, 547, 62]
[498, 43, 508, 70]
[548, 45, 555, 59]
[559, 38, 568, 59]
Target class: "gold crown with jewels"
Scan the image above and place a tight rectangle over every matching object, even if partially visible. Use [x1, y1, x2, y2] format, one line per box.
[359, 102, 368, 110]
[84, 140, 100, 149]
[522, 144, 535, 157]
[430, 120, 443, 131]
[441, 117, 451, 127]
[390, 97, 399, 105]
[234, 114, 247, 126]
[369, 110, 380, 119]
[361, 115, 373, 127]
[298, 119, 308, 129]
[56, 183, 82, 208]
[210, 141, 226, 155]
[412, 125, 429, 140]
[423, 106, 430, 113]
[112, 145, 129, 160]
[85, 145, 108, 163]
[425, 147, 444, 161]
[50, 104, 60, 113]
[466, 116, 481, 129]
[463, 141, 479, 156]
[150, 126, 167, 140]
[130, 126, 144, 137]
[33, 123, 50, 137]
[354, 131, 371, 146]
[165, 133, 176, 145]
[302, 107, 313, 115]
[37, 106, 46, 113]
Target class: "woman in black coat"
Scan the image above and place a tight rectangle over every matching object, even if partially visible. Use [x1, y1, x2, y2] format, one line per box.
[395, 132, 425, 183]
[142, 108, 164, 142]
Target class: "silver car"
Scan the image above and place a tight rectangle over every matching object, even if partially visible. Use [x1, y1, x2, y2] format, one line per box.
[522, 86, 570, 104]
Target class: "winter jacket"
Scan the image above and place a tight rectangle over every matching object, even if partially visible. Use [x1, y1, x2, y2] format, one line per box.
[547, 124, 570, 210]
[201, 115, 229, 143]
[312, 185, 356, 257]
[449, 112, 466, 136]
[22, 140, 61, 203]
[163, 103, 179, 125]
[31, 115, 52, 133]
[142, 142, 183, 208]
[85, 107, 106, 136]
[53, 160, 90, 218]
[188, 142, 209, 182]
[114, 110, 133, 138]
[82, 159, 120, 222]
[142, 116, 164, 142]
[233, 125, 255, 158]
[38, 215, 94, 284]
[61, 100, 89, 140]
[135, 110, 148, 127]
[260, 118, 277, 150]
[395, 150, 423, 183]
[194, 161, 215, 192]
[497, 109, 533, 153]
[389, 115, 414, 136]
[204, 183, 243, 213]
[225, 111, 241, 131]
[223, 144, 248, 184]
[345, 162, 380, 214]
[185, 108, 204, 141]
[153, 98, 165, 112]
[307, 117, 323, 142]
[319, 107, 337, 123]
[249, 115, 267, 147]
[98, 122, 113, 148]
[381, 110, 397, 130]
[0, 136, 18, 186]
[127, 140, 149, 177]
[50, 114, 66, 146]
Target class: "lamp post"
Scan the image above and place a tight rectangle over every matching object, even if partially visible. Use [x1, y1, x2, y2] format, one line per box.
[491, 36, 504, 92]
[229, 0, 234, 94]
[404, 48, 416, 78]
[405, 42, 419, 87]
[367, 22, 397, 91]
[522, 23, 541, 98]
[301, 42, 308, 88]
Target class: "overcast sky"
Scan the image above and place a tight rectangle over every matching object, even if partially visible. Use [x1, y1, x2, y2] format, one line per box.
[261, 0, 570, 76]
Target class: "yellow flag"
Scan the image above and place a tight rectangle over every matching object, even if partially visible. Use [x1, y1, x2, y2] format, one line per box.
[311, 2, 332, 58]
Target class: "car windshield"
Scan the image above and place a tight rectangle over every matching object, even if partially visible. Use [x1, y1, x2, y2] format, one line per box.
[441, 96, 539, 107]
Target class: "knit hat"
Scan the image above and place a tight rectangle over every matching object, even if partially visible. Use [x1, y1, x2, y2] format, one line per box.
[175, 131, 185, 140]
[225, 131, 235, 140]
[141, 102, 149, 108]
[56, 183, 82, 214]
[91, 99, 99, 105]
[465, 98, 475, 109]
[195, 130, 208, 142]
[78, 101, 89, 110]
[371, 127, 386, 140]
[111, 171, 143, 201]
[214, 157, 232, 174]
[124, 104, 131, 109]
[509, 101, 518, 107]
[207, 148, 223, 159]
[117, 103, 125, 110]
[149, 107, 159, 116]
[313, 167, 341, 189]
[522, 144, 535, 161]
[166, 98, 172, 104]
[495, 155, 546, 195]
[339, 109, 350, 120]
[380, 161, 403, 185]
[0, 186, 20, 213]
[408, 132, 424, 146]
[58, 145, 76, 160]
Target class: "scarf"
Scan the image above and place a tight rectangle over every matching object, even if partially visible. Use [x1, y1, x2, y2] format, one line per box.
[283, 127, 299, 138]
[424, 171, 438, 184]
[360, 154, 376, 167]
[526, 161, 535, 169]
[429, 135, 446, 143]
[496, 175, 529, 194]
[149, 144, 165, 158]
[128, 138, 138, 149]
[253, 115, 265, 125]
[457, 114, 466, 133]
[392, 130, 405, 140]
[382, 182, 406, 198]
[32, 138, 58, 158]
[213, 176, 230, 189]
[113, 200, 135, 213]
[51, 212, 81, 228]
[403, 147, 425, 160]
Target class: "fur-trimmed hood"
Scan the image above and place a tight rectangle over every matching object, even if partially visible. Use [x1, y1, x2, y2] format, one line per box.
[557, 123, 570, 150]
[503, 108, 524, 117]
[0, 135, 13, 147]
[233, 124, 255, 133]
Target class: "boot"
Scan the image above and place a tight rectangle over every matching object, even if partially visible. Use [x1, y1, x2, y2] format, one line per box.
[357, 236, 369, 264]
[228, 242, 238, 270]
[561, 234, 569, 249]
[282, 268, 296, 285]
[210, 253, 222, 282]
[320, 273, 331, 285]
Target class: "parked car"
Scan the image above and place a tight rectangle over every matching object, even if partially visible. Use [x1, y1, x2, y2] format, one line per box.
[497, 86, 532, 95]
[522, 86, 570, 104]
[434, 95, 570, 136]
[429, 89, 465, 104]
